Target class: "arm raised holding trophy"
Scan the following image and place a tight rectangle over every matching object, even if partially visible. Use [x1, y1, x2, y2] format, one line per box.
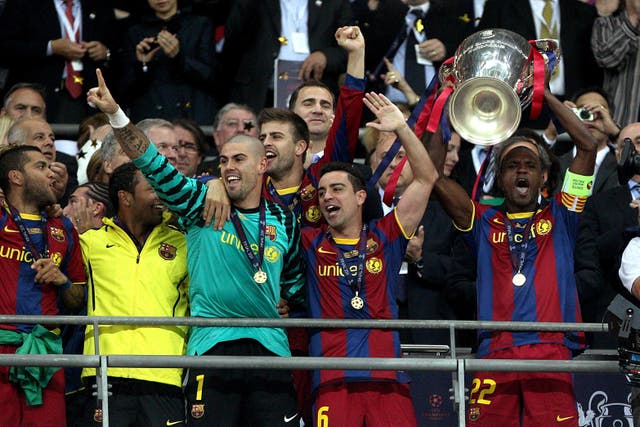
[427, 28, 598, 427]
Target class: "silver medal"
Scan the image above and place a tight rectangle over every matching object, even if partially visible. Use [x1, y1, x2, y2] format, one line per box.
[512, 272, 526, 287]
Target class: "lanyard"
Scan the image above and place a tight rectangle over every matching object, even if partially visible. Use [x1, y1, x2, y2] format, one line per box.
[3, 202, 48, 261]
[503, 208, 537, 278]
[230, 202, 267, 282]
[327, 225, 368, 296]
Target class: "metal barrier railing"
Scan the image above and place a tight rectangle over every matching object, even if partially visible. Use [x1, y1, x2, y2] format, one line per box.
[0, 315, 620, 427]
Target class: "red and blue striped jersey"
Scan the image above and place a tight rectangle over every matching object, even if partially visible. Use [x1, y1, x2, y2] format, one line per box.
[0, 211, 85, 332]
[464, 192, 587, 357]
[302, 212, 410, 390]
[263, 74, 365, 227]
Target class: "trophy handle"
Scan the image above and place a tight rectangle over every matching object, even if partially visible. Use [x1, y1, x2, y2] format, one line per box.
[438, 62, 454, 85]
[533, 39, 561, 76]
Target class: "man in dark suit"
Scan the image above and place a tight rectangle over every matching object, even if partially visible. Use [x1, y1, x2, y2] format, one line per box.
[220, 0, 352, 113]
[555, 87, 621, 195]
[0, 0, 117, 123]
[575, 122, 640, 348]
[382, 0, 468, 104]
[478, 0, 602, 106]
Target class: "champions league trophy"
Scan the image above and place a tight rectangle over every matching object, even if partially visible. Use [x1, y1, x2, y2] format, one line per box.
[438, 29, 560, 146]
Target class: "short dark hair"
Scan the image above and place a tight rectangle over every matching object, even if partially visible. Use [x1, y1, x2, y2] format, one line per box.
[108, 162, 142, 212]
[570, 86, 615, 115]
[173, 117, 209, 154]
[74, 181, 115, 218]
[288, 80, 335, 111]
[319, 161, 367, 192]
[258, 108, 310, 144]
[0, 145, 41, 195]
[3, 82, 46, 111]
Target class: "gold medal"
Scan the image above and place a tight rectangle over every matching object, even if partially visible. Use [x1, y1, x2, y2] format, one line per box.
[512, 272, 526, 287]
[351, 292, 364, 310]
[254, 270, 268, 284]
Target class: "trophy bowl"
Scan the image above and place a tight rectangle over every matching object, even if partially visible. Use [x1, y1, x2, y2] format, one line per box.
[440, 29, 560, 146]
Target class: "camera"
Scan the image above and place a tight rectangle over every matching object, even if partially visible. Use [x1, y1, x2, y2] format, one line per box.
[572, 107, 594, 122]
[606, 294, 640, 386]
[617, 137, 640, 184]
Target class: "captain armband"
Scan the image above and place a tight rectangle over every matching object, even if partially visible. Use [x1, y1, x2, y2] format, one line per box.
[561, 170, 594, 198]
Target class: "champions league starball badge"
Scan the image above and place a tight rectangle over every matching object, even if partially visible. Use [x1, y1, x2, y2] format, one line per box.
[351, 294, 364, 310]
[254, 270, 268, 284]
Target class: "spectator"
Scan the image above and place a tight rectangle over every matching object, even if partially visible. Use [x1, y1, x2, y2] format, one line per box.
[553, 87, 620, 195]
[575, 121, 640, 348]
[79, 163, 189, 426]
[62, 181, 114, 233]
[221, 0, 353, 112]
[203, 103, 258, 175]
[120, 0, 216, 124]
[89, 69, 306, 427]
[591, 0, 640, 127]
[6, 118, 71, 202]
[0, 0, 117, 123]
[0, 145, 86, 426]
[173, 117, 208, 177]
[428, 85, 598, 425]
[301, 93, 438, 426]
[382, 0, 467, 106]
[136, 118, 179, 168]
[0, 83, 47, 120]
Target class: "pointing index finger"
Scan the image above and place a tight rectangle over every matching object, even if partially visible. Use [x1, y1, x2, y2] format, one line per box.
[96, 68, 107, 91]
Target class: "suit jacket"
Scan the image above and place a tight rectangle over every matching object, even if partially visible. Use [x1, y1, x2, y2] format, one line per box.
[575, 185, 637, 348]
[478, 0, 602, 98]
[0, 0, 117, 119]
[556, 147, 619, 195]
[221, 0, 352, 112]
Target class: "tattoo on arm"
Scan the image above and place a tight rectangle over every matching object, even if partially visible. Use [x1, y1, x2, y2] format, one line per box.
[113, 123, 150, 159]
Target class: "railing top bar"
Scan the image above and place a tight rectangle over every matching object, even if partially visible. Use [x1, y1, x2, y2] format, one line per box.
[0, 354, 621, 373]
[0, 315, 610, 333]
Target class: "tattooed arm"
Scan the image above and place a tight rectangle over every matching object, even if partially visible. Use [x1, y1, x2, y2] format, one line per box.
[87, 69, 149, 160]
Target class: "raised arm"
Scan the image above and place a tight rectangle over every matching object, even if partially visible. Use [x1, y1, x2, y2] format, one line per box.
[544, 88, 598, 177]
[87, 69, 150, 160]
[363, 93, 438, 235]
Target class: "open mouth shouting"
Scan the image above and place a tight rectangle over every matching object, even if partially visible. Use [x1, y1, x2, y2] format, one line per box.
[515, 177, 530, 197]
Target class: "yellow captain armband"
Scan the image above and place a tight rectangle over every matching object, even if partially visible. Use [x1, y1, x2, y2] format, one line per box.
[561, 170, 594, 198]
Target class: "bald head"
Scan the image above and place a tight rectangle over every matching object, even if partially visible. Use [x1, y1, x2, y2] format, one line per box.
[223, 134, 266, 158]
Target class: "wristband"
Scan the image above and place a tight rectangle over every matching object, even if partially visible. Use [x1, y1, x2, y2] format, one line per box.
[561, 169, 594, 197]
[58, 279, 71, 291]
[108, 107, 130, 129]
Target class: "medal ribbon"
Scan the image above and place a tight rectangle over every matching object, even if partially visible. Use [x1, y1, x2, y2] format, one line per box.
[3, 202, 48, 261]
[327, 225, 368, 296]
[230, 201, 266, 276]
[503, 209, 537, 276]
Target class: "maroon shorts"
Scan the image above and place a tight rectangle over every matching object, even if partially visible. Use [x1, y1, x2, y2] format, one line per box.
[0, 344, 66, 427]
[467, 344, 578, 427]
[313, 381, 417, 427]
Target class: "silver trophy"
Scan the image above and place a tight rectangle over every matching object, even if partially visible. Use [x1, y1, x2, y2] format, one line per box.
[439, 29, 560, 146]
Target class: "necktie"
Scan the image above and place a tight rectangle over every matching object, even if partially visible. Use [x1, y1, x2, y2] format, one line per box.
[404, 9, 426, 96]
[64, 0, 83, 99]
[540, 0, 558, 39]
